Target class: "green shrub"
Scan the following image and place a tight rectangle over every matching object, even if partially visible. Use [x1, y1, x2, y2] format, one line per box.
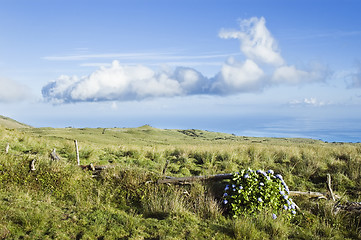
[223, 169, 297, 219]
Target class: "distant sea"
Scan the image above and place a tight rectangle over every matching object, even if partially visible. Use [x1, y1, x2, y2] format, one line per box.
[162, 116, 361, 143]
[223, 118, 361, 143]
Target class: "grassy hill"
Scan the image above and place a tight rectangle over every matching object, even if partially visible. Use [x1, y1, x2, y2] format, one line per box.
[0, 117, 361, 239]
[0, 115, 31, 129]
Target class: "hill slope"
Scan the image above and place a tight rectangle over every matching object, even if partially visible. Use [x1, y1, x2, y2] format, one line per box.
[0, 115, 31, 129]
[0, 118, 360, 239]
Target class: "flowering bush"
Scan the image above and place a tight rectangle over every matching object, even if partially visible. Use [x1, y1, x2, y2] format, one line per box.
[223, 169, 297, 219]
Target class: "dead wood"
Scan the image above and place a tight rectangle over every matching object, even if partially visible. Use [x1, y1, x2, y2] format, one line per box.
[79, 164, 108, 171]
[29, 159, 36, 171]
[157, 173, 233, 184]
[327, 173, 336, 201]
[50, 148, 61, 161]
[335, 202, 361, 213]
[288, 191, 328, 199]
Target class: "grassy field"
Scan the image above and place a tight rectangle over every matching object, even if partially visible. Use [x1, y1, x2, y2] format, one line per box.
[0, 116, 361, 239]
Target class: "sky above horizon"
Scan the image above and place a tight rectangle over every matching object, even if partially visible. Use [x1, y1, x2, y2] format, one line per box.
[1, 0, 361, 142]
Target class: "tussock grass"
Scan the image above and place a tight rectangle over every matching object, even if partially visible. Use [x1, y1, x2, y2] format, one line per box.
[0, 125, 361, 239]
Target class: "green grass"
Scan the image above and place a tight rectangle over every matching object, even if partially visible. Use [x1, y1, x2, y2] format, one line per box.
[0, 115, 31, 129]
[1, 120, 361, 239]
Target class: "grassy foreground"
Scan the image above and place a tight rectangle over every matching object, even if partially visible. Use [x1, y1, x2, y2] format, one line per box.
[0, 120, 361, 239]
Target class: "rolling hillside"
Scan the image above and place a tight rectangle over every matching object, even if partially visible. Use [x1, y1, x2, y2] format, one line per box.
[0, 115, 31, 129]
[0, 115, 360, 239]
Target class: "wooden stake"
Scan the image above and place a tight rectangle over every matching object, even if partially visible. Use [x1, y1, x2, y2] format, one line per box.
[162, 160, 169, 176]
[74, 140, 80, 165]
[51, 148, 61, 161]
[327, 173, 336, 201]
[89, 163, 95, 171]
[5, 143, 9, 154]
[29, 159, 36, 171]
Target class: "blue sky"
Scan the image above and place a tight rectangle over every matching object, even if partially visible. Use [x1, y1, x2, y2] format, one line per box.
[1, 0, 361, 142]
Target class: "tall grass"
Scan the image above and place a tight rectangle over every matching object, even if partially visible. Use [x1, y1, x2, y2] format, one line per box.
[1, 126, 361, 239]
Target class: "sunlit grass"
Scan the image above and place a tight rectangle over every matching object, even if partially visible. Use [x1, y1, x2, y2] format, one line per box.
[0, 125, 360, 239]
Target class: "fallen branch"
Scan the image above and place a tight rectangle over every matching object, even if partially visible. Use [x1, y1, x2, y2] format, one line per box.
[335, 202, 361, 213]
[288, 190, 329, 199]
[79, 164, 108, 171]
[157, 173, 233, 184]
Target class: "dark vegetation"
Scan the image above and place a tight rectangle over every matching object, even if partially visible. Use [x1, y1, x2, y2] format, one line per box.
[0, 116, 361, 239]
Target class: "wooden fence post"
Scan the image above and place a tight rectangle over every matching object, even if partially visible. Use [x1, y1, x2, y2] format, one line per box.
[5, 143, 9, 154]
[327, 174, 336, 201]
[74, 140, 80, 165]
[29, 159, 36, 171]
[162, 160, 169, 176]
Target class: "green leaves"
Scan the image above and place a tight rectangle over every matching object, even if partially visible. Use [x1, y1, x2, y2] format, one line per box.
[223, 169, 297, 219]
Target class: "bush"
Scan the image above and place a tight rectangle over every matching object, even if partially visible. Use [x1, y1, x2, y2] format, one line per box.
[223, 169, 297, 219]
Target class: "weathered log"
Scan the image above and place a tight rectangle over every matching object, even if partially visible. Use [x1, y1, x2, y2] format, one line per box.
[79, 164, 108, 171]
[335, 202, 361, 213]
[288, 191, 328, 199]
[157, 173, 233, 184]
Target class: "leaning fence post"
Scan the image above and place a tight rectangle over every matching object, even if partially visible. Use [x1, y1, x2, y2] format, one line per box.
[327, 173, 336, 201]
[74, 140, 80, 165]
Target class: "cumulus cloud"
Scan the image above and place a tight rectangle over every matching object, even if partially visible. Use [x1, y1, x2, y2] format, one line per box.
[42, 61, 208, 103]
[42, 16, 329, 103]
[272, 63, 328, 85]
[211, 58, 265, 94]
[219, 17, 284, 66]
[0, 77, 31, 103]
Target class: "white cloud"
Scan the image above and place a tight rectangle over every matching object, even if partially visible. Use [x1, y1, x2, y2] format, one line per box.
[219, 17, 284, 66]
[272, 63, 328, 85]
[44, 51, 239, 62]
[0, 77, 31, 103]
[42, 17, 329, 103]
[289, 97, 328, 107]
[212, 58, 264, 93]
[42, 61, 208, 103]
